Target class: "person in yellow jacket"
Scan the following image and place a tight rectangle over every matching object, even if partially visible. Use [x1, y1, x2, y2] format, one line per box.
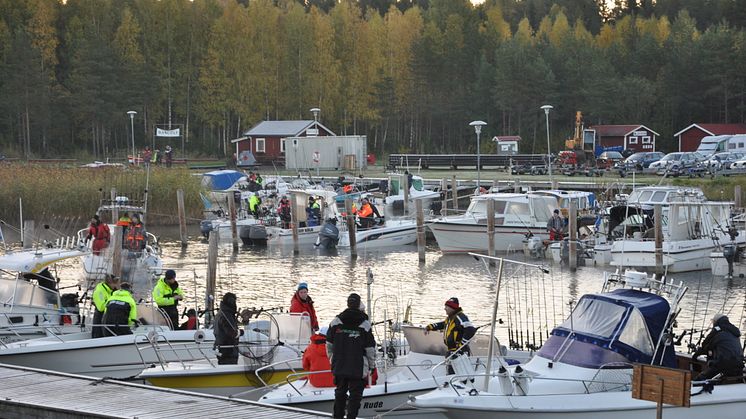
[152, 269, 184, 329]
[92, 275, 120, 338]
[102, 282, 137, 336]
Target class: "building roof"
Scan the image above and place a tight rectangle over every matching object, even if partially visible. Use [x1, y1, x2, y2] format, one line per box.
[493, 135, 521, 142]
[673, 123, 746, 137]
[589, 125, 659, 137]
[241, 120, 336, 137]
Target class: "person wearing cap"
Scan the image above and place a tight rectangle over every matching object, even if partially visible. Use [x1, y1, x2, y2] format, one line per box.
[302, 328, 334, 387]
[306, 196, 321, 227]
[547, 208, 565, 241]
[214, 292, 241, 364]
[102, 282, 137, 336]
[86, 215, 111, 255]
[249, 193, 261, 217]
[152, 269, 184, 329]
[692, 313, 744, 381]
[326, 293, 376, 419]
[426, 297, 477, 374]
[290, 282, 319, 331]
[91, 274, 120, 338]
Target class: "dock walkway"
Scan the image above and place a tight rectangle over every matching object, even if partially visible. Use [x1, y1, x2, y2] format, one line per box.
[0, 363, 328, 418]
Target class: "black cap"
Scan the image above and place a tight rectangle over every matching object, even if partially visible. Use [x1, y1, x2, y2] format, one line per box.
[222, 292, 237, 303]
[165, 269, 176, 279]
[347, 293, 361, 309]
[554, 209, 560, 214]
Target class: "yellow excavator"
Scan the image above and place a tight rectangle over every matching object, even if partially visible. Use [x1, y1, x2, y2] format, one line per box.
[559, 111, 601, 176]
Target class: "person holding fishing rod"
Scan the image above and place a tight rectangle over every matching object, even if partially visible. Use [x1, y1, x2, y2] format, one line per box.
[546, 209, 566, 241]
[692, 313, 744, 381]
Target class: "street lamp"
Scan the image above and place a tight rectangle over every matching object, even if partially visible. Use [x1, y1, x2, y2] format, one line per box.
[469, 120, 487, 195]
[127, 111, 137, 165]
[540, 105, 553, 182]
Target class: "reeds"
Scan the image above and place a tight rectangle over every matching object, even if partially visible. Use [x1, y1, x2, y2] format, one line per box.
[0, 165, 203, 226]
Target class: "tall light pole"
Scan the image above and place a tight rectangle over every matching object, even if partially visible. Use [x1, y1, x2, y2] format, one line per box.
[470, 120, 487, 195]
[127, 111, 137, 165]
[541, 105, 553, 182]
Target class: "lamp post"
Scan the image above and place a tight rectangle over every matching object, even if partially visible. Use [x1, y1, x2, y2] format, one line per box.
[469, 120, 487, 195]
[127, 111, 137, 165]
[540, 105, 553, 182]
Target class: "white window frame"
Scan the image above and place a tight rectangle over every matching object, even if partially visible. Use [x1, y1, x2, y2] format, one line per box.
[642, 136, 651, 144]
[280, 138, 286, 153]
[628, 136, 639, 145]
[256, 138, 266, 153]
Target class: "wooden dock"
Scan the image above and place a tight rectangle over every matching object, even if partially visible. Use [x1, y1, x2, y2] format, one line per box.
[0, 363, 329, 418]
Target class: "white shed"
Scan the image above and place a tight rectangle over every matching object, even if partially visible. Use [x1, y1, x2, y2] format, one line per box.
[284, 135, 367, 170]
[492, 136, 521, 155]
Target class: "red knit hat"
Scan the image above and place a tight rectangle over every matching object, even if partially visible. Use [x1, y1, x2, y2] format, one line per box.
[445, 297, 460, 310]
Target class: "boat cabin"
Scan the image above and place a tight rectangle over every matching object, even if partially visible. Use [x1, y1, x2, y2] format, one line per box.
[530, 190, 596, 216]
[466, 193, 556, 225]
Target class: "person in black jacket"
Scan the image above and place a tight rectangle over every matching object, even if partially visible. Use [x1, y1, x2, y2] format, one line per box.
[326, 293, 376, 419]
[214, 293, 241, 365]
[693, 313, 744, 381]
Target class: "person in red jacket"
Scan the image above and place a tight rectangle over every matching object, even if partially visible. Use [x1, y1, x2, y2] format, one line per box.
[290, 282, 319, 331]
[302, 330, 335, 387]
[86, 215, 110, 255]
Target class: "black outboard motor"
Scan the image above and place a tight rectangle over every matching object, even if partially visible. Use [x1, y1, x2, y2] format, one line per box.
[316, 218, 340, 249]
[200, 220, 214, 238]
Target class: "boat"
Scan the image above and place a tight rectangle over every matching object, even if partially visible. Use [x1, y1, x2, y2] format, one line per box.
[76, 196, 162, 284]
[429, 193, 556, 253]
[383, 174, 441, 217]
[198, 170, 265, 241]
[337, 217, 418, 249]
[410, 270, 746, 418]
[259, 324, 532, 417]
[265, 189, 340, 247]
[0, 247, 88, 343]
[607, 186, 743, 272]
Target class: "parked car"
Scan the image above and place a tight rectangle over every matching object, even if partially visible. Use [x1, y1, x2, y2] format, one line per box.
[649, 152, 705, 175]
[596, 151, 624, 169]
[730, 156, 746, 170]
[616, 151, 665, 172]
[703, 152, 744, 171]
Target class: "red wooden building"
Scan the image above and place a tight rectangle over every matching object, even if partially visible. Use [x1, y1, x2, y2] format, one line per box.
[674, 123, 746, 152]
[584, 125, 658, 153]
[232, 120, 336, 166]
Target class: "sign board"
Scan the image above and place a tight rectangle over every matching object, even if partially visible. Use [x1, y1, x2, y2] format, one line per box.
[312, 151, 320, 163]
[156, 128, 180, 137]
[632, 364, 691, 408]
[633, 130, 648, 136]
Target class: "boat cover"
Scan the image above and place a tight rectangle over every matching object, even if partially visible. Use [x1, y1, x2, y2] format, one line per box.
[537, 289, 675, 368]
[201, 170, 245, 191]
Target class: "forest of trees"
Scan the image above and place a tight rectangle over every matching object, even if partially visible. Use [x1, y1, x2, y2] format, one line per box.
[1, 0, 745, 160]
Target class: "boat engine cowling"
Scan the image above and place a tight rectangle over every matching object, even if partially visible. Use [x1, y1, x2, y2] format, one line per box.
[489, 366, 514, 395]
[513, 366, 531, 396]
[200, 220, 214, 238]
[316, 218, 340, 249]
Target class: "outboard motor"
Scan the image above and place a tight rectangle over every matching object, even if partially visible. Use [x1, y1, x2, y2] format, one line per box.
[200, 220, 214, 238]
[316, 218, 340, 249]
[526, 235, 544, 259]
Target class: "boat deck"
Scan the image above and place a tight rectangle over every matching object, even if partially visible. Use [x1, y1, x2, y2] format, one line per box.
[0, 363, 328, 418]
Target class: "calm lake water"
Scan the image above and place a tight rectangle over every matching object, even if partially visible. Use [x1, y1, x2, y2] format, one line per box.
[47, 227, 746, 352]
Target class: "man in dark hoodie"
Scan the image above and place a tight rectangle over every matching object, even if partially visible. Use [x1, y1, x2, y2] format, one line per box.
[426, 297, 477, 374]
[693, 313, 744, 381]
[214, 292, 241, 365]
[326, 293, 376, 419]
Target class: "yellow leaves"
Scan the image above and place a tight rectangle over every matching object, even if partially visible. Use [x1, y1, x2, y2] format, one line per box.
[27, 0, 58, 74]
[547, 11, 570, 47]
[483, 5, 511, 43]
[113, 7, 144, 65]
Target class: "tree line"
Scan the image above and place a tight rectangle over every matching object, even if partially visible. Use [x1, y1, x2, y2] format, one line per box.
[1, 0, 745, 160]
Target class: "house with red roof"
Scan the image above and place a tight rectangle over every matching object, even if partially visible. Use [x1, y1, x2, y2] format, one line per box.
[674, 123, 746, 152]
[584, 125, 658, 153]
[492, 135, 521, 155]
[231, 120, 336, 166]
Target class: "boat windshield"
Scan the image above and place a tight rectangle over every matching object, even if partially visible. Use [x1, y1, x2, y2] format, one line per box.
[0, 277, 58, 308]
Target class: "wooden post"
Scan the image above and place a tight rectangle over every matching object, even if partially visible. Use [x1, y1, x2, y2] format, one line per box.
[655, 204, 663, 279]
[551, 179, 559, 190]
[345, 198, 357, 259]
[177, 189, 188, 249]
[205, 231, 218, 326]
[22, 220, 34, 249]
[228, 195, 238, 252]
[403, 174, 410, 216]
[440, 178, 447, 216]
[569, 202, 577, 271]
[513, 179, 521, 193]
[735, 185, 742, 209]
[451, 175, 458, 212]
[291, 193, 300, 255]
[416, 199, 426, 263]
[110, 188, 118, 222]
[492, 179, 497, 193]
[111, 225, 123, 278]
[487, 199, 495, 264]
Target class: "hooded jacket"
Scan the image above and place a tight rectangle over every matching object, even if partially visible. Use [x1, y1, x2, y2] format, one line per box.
[290, 292, 319, 330]
[214, 298, 239, 350]
[427, 308, 477, 354]
[302, 334, 334, 387]
[694, 316, 744, 369]
[326, 308, 376, 379]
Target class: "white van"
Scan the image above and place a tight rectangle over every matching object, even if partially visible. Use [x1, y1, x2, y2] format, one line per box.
[726, 134, 746, 154]
[696, 135, 732, 156]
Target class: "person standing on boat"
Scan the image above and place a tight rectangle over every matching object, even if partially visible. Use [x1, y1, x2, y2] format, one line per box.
[547, 209, 565, 241]
[152, 269, 184, 329]
[214, 292, 241, 365]
[303, 327, 334, 387]
[126, 214, 146, 252]
[326, 293, 376, 419]
[102, 282, 137, 336]
[307, 196, 321, 226]
[357, 198, 375, 230]
[693, 313, 744, 381]
[91, 274, 120, 338]
[86, 215, 111, 255]
[425, 297, 477, 374]
[278, 196, 292, 228]
[290, 282, 319, 331]
[249, 193, 261, 218]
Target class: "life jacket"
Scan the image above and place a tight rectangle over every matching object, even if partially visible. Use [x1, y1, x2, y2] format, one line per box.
[302, 334, 334, 387]
[358, 203, 373, 218]
[126, 223, 145, 250]
[116, 216, 131, 227]
[343, 185, 353, 194]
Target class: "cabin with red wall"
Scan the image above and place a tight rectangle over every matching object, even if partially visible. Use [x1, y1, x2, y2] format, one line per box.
[232, 120, 336, 166]
[674, 123, 746, 152]
[585, 125, 658, 153]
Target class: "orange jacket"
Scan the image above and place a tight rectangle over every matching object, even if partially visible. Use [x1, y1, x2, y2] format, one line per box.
[358, 203, 373, 218]
[302, 335, 334, 387]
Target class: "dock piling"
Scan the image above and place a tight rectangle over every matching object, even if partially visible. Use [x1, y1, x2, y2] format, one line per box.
[345, 198, 357, 259]
[487, 199, 495, 265]
[655, 204, 663, 279]
[416, 199, 426, 263]
[110, 188, 118, 221]
[228, 195, 238, 252]
[176, 189, 188, 248]
[111, 225, 123, 278]
[569, 202, 577, 272]
[205, 231, 218, 326]
[403, 174, 410, 216]
[451, 175, 458, 211]
[291, 193, 300, 256]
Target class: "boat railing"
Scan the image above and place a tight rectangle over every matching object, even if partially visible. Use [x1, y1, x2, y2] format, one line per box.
[253, 357, 304, 389]
[134, 329, 214, 370]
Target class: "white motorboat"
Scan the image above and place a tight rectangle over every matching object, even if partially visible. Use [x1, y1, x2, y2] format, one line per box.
[266, 189, 340, 247]
[411, 270, 746, 418]
[383, 175, 441, 217]
[260, 325, 532, 417]
[429, 193, 556, 253]
[608, 187, 743, 272]
[76, 197, 162, 283]
[337, 218, 418, 249]
[0, 247, 88, 343]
